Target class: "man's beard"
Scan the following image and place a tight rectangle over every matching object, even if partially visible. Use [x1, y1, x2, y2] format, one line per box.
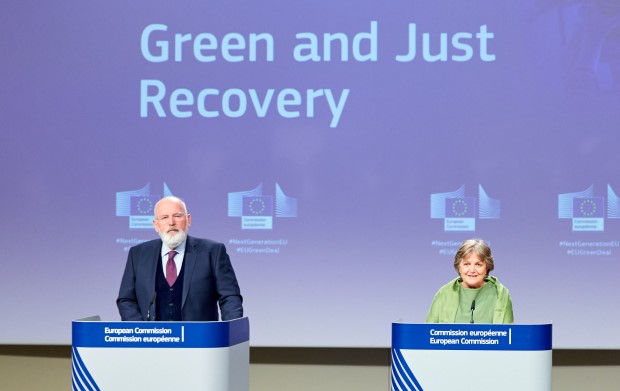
[158, 228, 187, 249]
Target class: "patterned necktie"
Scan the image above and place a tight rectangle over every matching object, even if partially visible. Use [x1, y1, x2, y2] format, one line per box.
[166, 250, 177, 286]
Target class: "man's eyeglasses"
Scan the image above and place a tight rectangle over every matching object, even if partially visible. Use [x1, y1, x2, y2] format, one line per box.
[155, 213, 186, 222]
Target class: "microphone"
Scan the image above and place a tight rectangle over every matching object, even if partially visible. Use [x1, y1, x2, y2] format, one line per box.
[470, 300, 476, 324]
[146, 292, 157, 321]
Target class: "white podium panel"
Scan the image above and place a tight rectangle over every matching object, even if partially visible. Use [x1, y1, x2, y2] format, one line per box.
[391, 323, 552, 391]
[72, 317, 249, 391]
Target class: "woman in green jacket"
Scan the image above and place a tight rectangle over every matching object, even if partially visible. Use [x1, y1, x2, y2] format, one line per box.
[426, 239, 514, 324]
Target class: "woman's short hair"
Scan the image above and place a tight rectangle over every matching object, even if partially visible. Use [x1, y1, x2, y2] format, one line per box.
[453, 239, 495, 275]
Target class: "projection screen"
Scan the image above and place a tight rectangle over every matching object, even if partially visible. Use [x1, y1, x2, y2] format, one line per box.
[1, 0, 620, 348]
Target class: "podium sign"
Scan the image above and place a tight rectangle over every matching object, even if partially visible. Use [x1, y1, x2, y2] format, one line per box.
[72, 317, 249, 391]
[391, 323, 552, 391]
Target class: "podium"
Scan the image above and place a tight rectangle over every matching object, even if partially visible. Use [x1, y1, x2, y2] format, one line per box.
[391, 323, 552, 391]
[71, 316, 249, 391]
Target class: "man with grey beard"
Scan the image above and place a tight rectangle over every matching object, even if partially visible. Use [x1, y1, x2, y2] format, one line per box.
[117, 196, 243, 321]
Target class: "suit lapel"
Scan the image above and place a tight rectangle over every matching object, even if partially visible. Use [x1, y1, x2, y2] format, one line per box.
[182, 236, 197, 307]
[147, 241, 162, 289]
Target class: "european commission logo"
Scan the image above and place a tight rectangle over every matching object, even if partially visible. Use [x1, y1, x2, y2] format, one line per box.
[116, 183, 174, 229]
[558, 185, 620, 232]
[228, 183, 297, 230]
[430, 185, 500, 232]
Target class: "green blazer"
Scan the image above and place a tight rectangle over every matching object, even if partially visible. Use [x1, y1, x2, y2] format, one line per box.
[425, 276, 513, 324]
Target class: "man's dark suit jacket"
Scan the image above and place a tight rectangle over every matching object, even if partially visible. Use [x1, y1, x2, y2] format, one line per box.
[117, 235, 243, 321]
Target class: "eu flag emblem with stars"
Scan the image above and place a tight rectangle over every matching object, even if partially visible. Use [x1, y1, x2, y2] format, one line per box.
[130, 195, 159, 215]
[242, 196, 273, 216]
[445, 197, 475, 218]
[573, 197, 604, 218]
